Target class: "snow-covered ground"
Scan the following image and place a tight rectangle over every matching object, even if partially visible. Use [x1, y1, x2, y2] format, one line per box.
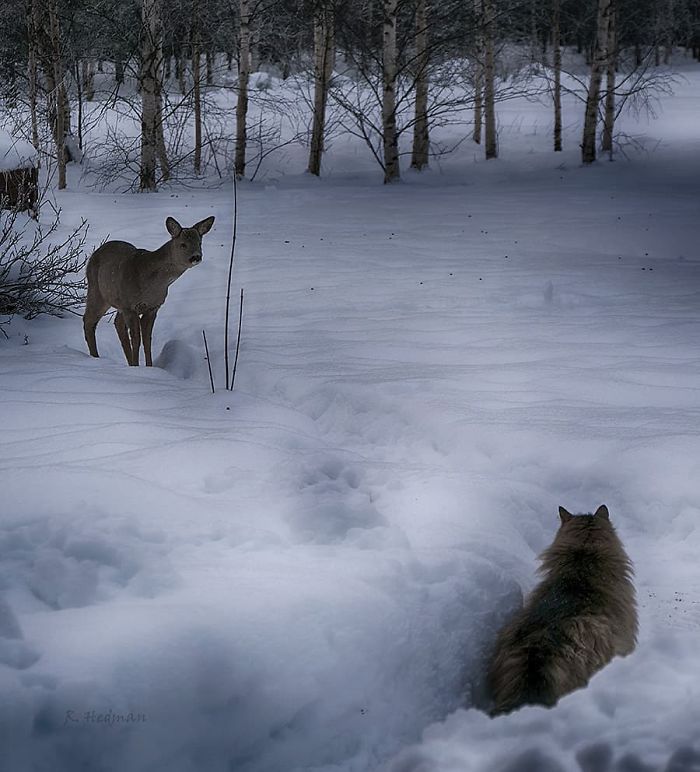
[2, 62, 700, 772]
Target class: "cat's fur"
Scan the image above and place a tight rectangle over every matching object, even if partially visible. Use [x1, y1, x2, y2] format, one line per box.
[487, 505, 637, 715]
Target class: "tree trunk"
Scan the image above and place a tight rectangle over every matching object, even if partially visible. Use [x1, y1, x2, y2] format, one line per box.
[553, 0, 562, 151]
[235, 0, 251, 178]
[473, 68, 482, 144]
[382, 0, 400, 183]
[75, 62, 84, 150]
[115, 59, 124, 84]
[410, 0, 429, 170]
[193, 43, 202, 174]
[601, 8, 616, 157]
[155, 94, 169, 181]
[178, 50, 187, 95]
[82, 59, 95, 101]
[529, 0, 539, 63]
[140, 0, 162, 191]
[155, 44, 170, 181]
[581, 0, 612, 164]
[473, 5, 483, 146]
[47, 0, 66, 189]
[483, 0, 497, 160]
[250, 38, 260, 72]
[206, 51, 214, 85]
[27, 0, 40, 156]
[308, 2, 335, 176]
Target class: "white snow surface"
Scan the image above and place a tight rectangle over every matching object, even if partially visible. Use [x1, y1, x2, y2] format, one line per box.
[2, 65, 700, 772]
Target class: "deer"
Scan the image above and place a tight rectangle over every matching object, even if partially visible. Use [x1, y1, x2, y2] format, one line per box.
[83, 215, 215, 366]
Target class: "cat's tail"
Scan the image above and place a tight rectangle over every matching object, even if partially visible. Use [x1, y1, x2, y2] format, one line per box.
[488, 632, 559, 716]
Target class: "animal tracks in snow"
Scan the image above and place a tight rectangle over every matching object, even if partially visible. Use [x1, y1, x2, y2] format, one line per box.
[289, 455, 386, 544]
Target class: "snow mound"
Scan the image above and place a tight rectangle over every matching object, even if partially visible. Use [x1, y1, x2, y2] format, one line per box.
[154, 339, 199, 379]
[389, 624, 700, 772]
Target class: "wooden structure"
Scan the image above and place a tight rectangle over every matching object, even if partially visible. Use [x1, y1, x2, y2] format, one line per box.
[0, 133, 39, 214]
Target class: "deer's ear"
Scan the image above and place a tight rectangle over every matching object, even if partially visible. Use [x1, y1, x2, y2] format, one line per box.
[594, 505, 610, 520]
[194, 216, 215, 236]
[166, 217, 182, 237]
[558, 506, 573, 524]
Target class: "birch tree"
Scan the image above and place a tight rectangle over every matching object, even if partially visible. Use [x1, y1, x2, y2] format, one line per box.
[193, 0, 203, 175]
[482, 0, 497, 160]
[601, 8, 616, 157]
[552, 0, 562, 151]
[410, 0, 429, 170]
[155, 81, 170, 181]
[140, 0, 162, 190]
[382, 0, 400, 183]
[235, 0, 251, 178]
[308, 1, 335, 176]
[81, 59, 95, 101]
[47, 0, 67, 189]
[26, 0, 40, 155]
[472, 23, 483, 145]
[581, 0, 613, 164]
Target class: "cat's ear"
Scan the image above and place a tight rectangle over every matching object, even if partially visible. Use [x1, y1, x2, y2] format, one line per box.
[594, 505, 610, 520]
[558, 506, 573, 524]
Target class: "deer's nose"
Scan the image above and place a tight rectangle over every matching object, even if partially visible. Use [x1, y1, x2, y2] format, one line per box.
[190, 254, 202, 264]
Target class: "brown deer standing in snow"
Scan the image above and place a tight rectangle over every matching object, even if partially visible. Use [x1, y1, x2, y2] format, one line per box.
[83, 215, 215, 366]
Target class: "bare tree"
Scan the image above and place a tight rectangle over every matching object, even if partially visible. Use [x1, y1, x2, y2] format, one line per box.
[235, 0, 251, 178]
[206, 51, 214, 85]
[26, 0, 40, 155]
[81, 59, 96, 101]
[193, 0, 203, 175]
[482, 0, 497, 159]
[472, 23, 483, 145]
[140, 0, 163, 190]
[47, 0, 67, 188]
[601, 7, 616, 156]
[581, 0, 613, 164]
[382, 0, 400, 182]
[410, 0, 430, 170]
[552, 0, 562, 151]
[308, 1, 335, 176]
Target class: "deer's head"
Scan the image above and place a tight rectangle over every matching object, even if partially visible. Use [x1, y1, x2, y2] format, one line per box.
[166, 216, 215, 268]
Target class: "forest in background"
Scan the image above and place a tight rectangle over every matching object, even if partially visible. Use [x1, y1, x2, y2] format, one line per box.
[0, 0, 698, 192]
[0, 0, 698, 333]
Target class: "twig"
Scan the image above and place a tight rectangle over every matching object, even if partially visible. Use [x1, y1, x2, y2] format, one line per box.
[224, 170, 238, 389]
[230, 287, 244, 391]
[202, 329, 215, 393]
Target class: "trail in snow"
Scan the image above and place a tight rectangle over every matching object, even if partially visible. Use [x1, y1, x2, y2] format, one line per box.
[1, 65, 700, 772]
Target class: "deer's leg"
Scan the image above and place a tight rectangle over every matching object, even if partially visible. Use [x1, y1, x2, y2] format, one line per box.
[83, 292, 109, 358]
[140, 308, 158, 367]
[124, 311, 141, 366]
[114, 311, 134, 365]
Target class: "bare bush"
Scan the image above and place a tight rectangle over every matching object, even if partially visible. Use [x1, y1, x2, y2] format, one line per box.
[0, 201, 89, 336]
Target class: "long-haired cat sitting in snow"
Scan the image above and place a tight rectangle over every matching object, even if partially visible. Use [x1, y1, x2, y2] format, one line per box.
[487, 505, 637, 715]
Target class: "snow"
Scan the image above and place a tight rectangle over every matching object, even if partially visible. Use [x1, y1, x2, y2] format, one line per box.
[0, 130, 38, 172]
[2, 61, 700, 772]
